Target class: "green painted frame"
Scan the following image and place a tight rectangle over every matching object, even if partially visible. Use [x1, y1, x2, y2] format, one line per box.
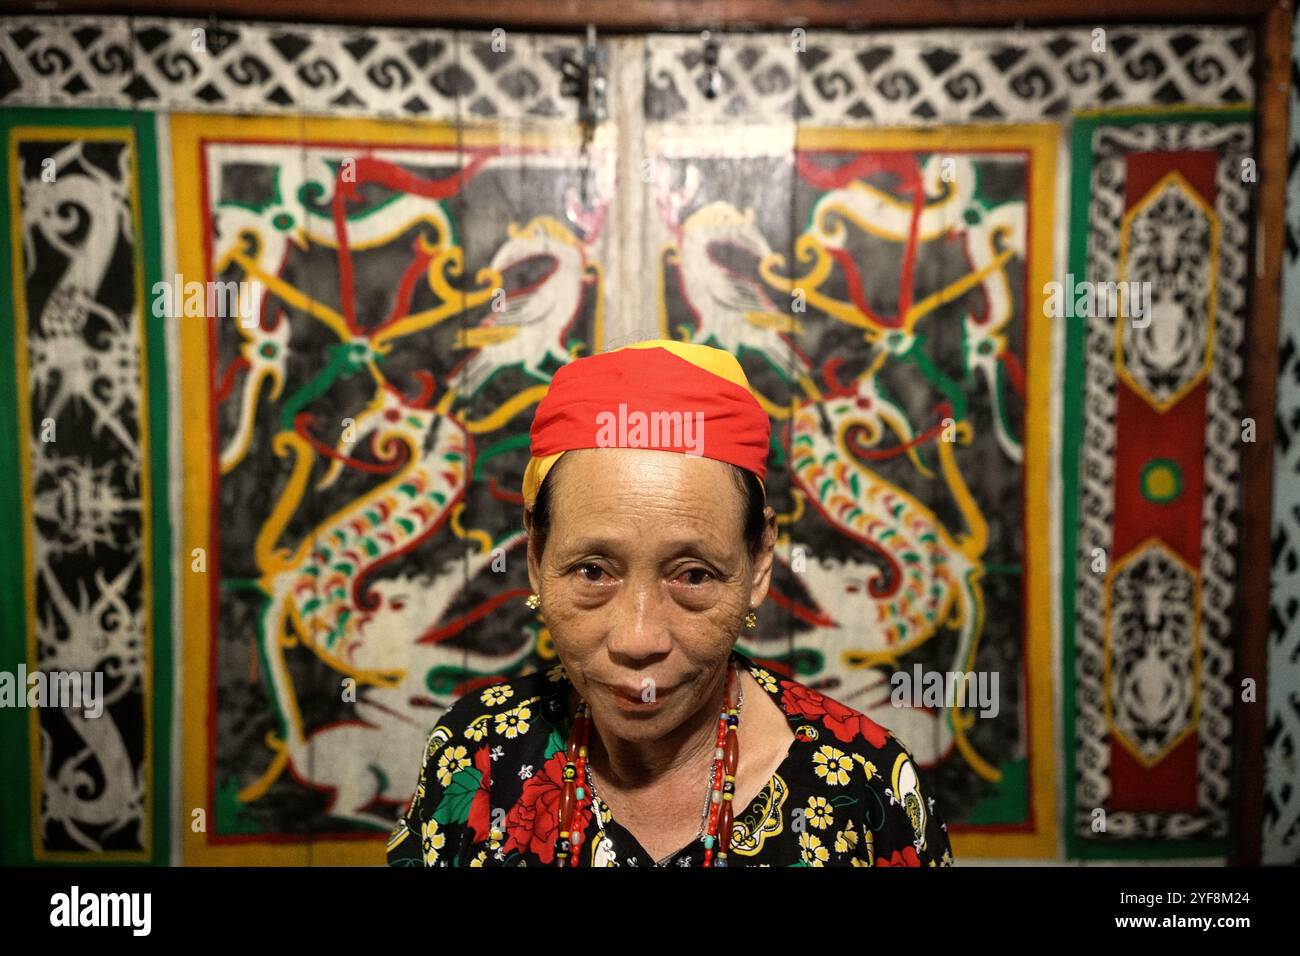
[0, 107, 172, 866]
[1062, 106, 1254, 861]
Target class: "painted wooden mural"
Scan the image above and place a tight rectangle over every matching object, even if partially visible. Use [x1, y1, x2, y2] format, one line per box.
[0, 14, 1291, 864]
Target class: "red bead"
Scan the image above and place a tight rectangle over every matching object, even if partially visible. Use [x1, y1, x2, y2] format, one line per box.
[718, 801, 733, 847]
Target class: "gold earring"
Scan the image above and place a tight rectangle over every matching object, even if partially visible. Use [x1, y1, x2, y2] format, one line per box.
[525, 593, 541, 610]
[744, 609, 757, 630]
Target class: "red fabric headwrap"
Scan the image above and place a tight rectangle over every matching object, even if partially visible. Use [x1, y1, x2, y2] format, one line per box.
[525, 342, 770, 504]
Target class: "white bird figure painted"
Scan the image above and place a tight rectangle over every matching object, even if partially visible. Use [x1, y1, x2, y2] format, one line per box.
[452, 216, 592, 400]
[676, 201, 809, 383]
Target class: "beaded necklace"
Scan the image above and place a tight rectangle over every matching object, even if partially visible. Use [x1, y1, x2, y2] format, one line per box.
[553, 658, 742, 867]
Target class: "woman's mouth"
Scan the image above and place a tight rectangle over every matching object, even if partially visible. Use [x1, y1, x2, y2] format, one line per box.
[605, 681, 676, 709]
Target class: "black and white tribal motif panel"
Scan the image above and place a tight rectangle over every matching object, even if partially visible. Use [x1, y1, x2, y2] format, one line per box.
[16, 135, 150, 857]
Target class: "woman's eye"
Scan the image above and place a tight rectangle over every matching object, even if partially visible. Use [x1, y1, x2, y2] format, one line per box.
[575, 563, 605, 582]
[680, 567, 714, 586]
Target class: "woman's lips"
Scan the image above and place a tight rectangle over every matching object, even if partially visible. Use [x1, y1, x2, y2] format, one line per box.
[604, 681, 676, 708]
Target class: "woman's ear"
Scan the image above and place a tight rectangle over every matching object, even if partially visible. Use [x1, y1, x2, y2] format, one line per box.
[748, 505, 778, 609]
[523, 507, 541, 594]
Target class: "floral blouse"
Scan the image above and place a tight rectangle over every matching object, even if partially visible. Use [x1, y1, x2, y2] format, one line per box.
[386, 649, 954, 867]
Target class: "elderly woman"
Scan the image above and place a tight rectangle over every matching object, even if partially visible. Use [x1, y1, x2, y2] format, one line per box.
[387, 339, 952, 867]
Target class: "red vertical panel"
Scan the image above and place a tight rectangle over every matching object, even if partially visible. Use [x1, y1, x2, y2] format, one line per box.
[1106, 150, 1216, 812]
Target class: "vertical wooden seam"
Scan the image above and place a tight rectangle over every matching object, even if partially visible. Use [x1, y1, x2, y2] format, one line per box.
[1232, 0, 1293, 867]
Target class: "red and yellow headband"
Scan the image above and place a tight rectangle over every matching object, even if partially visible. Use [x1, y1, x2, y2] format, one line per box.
[522, 339, 770, 508]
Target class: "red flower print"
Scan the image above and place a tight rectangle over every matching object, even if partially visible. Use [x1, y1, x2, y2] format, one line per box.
[779, 681, 890, 747]
[467, 745, 492, 844]
[502, 749, 591, 865]
[780, 681, 827, 721]
[875, 846, 921, 867]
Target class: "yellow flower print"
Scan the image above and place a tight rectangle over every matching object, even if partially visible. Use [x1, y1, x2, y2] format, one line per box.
[799, 831, 829, 866]
[480, 684, 513, 707]
[812, 745, 853, 786]
[464, 715, 490, 743]
[436, 744, 470, 786]
[421, 818, 446, 866]
[546, 663, 566, 682]
[469, 850, 488, 866]
[806, 796, 834, 830]
[834, 827, 859, 854]
[850, 856, 869, 867]
[851, 753, 877, 779]
[749, 667, 778, 693]
[495, 702, 532, 739]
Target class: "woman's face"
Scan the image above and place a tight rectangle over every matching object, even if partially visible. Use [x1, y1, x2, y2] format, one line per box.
[524, 447, 776, 743]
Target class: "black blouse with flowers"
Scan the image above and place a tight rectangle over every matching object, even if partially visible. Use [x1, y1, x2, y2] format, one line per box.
[386, 649, 953, 867]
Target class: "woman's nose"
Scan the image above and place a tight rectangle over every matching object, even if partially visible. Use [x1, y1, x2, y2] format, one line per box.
[604, 581, 672, 662]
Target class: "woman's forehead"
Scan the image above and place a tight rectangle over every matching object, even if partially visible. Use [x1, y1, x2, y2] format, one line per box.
[551, 447, 736, 498]
[547, 449, 742, 528]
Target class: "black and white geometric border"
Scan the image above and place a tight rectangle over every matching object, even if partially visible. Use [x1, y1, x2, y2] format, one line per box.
[646, 27, 1254, 125]
[0, 16, 581, 121]
[0, 19, 1255, 123]
[1263, 7, 1300, 866]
